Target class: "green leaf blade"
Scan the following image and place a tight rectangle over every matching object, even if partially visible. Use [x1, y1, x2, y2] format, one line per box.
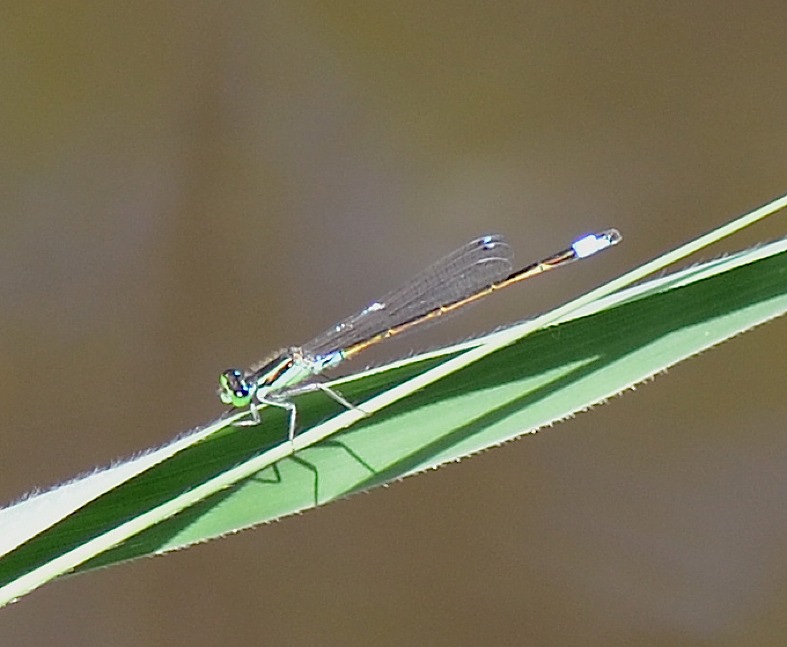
[1, 214, 785, 607]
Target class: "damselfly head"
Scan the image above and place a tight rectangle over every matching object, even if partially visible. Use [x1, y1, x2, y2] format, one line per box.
[219, 368, 253, 408]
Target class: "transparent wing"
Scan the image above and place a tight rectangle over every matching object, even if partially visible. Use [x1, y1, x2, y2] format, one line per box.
[303, 234, 514, 357]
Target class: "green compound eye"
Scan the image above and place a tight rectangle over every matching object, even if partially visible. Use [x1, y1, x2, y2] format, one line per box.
[219, 369, 252, 408]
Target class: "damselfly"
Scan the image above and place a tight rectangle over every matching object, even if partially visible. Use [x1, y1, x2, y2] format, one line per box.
[219, 229, 621, 441]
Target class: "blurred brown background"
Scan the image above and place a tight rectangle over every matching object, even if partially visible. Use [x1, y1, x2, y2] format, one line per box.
[2, 3, 786, 645]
